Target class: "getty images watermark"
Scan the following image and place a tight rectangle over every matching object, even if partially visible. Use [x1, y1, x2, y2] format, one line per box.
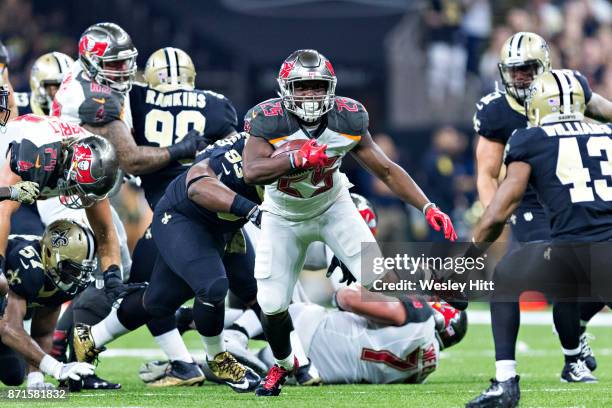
[361, 241, 612, 303]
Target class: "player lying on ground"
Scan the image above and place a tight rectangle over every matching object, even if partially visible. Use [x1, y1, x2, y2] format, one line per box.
[0, 220, 97, 388]
[240, 49, 457, 396]
[73, 133, 264, 392]
[465, 70, 612, 408]
[473, 33, 612, 407]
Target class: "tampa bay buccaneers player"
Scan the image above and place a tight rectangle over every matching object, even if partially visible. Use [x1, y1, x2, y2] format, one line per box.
[11, 52, 75, 237]
[470, 32, 612, 407]
[0, 220, 97, 388]
[241, 49, 457, 396]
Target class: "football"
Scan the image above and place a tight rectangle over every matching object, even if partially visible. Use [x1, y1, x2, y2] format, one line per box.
[270, 139, 309, 158]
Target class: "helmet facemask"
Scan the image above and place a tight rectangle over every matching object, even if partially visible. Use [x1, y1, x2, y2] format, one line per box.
[0, 86, 9, 126]
[278, 78, 336, 123]
[47, 257, 96, 296]
[498, 59, 545, 104]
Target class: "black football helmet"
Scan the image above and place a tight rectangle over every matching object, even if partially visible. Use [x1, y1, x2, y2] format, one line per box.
[277, 49, 337, 123]
[430, 301, 468, 349]
[78, 22, 138, 93]
[58, 135, 120, 209]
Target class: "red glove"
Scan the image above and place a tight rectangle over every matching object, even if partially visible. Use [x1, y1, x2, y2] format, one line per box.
[290, 140, 328, 169]
[425, 205, 457, 241]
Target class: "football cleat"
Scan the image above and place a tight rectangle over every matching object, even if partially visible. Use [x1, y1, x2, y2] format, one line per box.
[294, 358, 322, 386]
[73, 324, 105, 363]
[465, 376, 520, 408]
[224, 329, 268, 376]
[81, 374, 121, 390]
[207, 351, 260, 393]
[147, 360, 205, 387]
[256, 357, 298, 397]
[579, 332, 597, 372]
[560, 359, 597, 383]
[139, 360, 171, 384]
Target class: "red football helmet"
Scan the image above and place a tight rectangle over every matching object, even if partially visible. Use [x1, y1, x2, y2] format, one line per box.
[351, 193, 378, 236]
[78, 22, 138, 93]
[430, 301, 468, 349]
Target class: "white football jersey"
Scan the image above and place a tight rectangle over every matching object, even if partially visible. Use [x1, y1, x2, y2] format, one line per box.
[305, 306, 439, 384]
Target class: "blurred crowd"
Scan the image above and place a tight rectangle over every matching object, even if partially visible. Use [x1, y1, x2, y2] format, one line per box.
[1, 0, 611, 244]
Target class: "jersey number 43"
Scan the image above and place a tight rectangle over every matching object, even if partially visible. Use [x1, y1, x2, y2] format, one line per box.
[557, 136, 612, 203]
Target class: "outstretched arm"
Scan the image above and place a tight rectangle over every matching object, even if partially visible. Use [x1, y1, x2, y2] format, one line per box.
[85, 198, 121, 273]
[473, 161, 530, 244]
[335, 285, 407, 326]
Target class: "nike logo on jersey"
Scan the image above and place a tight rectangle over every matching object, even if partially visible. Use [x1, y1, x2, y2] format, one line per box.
[92, 97, 106, 104]
[34, 155, 41, 169]
[221, 163, 231, 175]
[19, 258, 30, 270]
[476, 103, 484, 110]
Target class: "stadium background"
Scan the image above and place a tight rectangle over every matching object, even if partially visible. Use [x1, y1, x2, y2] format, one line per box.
[1, 1, 612, 406]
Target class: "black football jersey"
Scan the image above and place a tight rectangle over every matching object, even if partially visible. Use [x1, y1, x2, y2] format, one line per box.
[13, 92, 32, 115]
[163, 133, 262, 232]
[5, 236, 78, 307]
[505, 122, 612, 242]
[129, 83, 238, 208]
[9, 139, 63, 198]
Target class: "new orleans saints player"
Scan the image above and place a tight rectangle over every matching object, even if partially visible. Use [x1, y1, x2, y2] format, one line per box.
[472, 32, 612, 405]
[10, 52, 74, 237]
[0, 220, 97, 388]
[74, 133, 262, 392]
[14, 52, 74, 117]
[467, 70, 612, 407]
[0, 40, 18, 120]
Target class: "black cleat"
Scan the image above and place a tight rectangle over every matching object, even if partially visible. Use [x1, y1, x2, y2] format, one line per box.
[579, 333, 597, 372]
[560, 359, 597, 383]
[465, 376, 520, 408]
[82, 374, 121, 390]
[294, 358, 322, 386]
[147, 360, 205, 387]
[207, 351, 260, 393]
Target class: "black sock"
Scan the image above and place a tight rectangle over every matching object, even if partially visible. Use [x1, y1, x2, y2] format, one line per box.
[553, 302, 580, 352]
[578, 302, 605, 334]
[117, 288, 151, 331]
[491, 302, 520, 361]
[193, 299, 225, 337]
[261, 310, 293, 361]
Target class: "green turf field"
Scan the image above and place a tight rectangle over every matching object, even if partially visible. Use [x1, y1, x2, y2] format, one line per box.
[4, 313, 612, 408]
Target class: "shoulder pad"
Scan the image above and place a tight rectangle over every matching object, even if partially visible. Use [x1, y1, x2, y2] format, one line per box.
[570, 70, 593, 104]
[78, 82, 124, 125]
[474, 91, 506, 138]
[504, 127, 543, 165]
[329, 96, 369, 137]
[201, 91, 238, 140]
[244, 98, 292, 140]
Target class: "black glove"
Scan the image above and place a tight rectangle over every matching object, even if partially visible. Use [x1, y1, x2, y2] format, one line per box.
[167, 129, 208, 161]
[102, 265, 125, 300]
[326, 256, 356, 286]
[247, 206, 262, 229]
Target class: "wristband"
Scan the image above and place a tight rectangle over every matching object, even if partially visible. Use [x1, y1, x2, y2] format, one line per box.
[422, 202, 437, 215]
[40, 354, 61, 377]
[27, 371, 45, 387]
[230, 195, 258, 218]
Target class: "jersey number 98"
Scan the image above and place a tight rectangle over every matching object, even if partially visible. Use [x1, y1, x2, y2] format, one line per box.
[144, 109, 206, 147]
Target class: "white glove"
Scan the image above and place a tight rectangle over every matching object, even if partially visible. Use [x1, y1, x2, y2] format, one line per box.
[40, 355, 95, 381]
[26, 372, 56, 390]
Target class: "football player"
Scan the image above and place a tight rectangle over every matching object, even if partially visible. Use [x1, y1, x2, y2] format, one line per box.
[0, 40, 18, 120]
[467, 71, 612, 407]
[0, 219, 97, 388]
[73, 133, 262, 392]
[259, 291, 466, 385]
[472, 32, 612, 406]
[241, 49, 456, 396]
[11, 52, 74, 237]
